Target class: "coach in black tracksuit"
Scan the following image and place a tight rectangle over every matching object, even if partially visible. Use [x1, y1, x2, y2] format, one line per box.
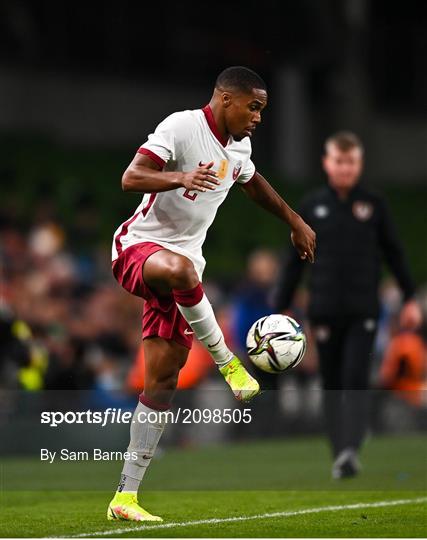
[275, 132, 422, 479]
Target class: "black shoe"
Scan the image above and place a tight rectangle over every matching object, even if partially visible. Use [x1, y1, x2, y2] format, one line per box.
[332, 448, 361, 479]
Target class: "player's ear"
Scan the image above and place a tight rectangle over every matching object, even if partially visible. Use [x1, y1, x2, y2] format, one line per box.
[222, 92, 232, 108]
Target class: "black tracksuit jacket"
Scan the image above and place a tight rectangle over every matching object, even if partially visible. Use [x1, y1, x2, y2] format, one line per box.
[275, 183, 416, 320]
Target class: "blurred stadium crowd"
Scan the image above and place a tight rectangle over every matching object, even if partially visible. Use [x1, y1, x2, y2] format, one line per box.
[0, 205, 140, 397]
[1, 207, 426, 440]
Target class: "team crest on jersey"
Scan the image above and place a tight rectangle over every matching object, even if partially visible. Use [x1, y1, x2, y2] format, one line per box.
[314, 205, 329, 218]
[232, 161, 242, 181]
[352, 201, 373, 221]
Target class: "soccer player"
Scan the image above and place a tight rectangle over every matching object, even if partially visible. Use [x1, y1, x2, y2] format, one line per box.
[275, 131, 422, 479]
[107, 66, 316, 521]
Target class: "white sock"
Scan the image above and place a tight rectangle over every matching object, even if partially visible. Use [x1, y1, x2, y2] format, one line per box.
[118, 400, 167, 493]
[176, 294, 234, 367]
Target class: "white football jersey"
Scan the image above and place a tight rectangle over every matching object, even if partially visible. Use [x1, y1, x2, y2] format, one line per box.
[112, 106, 256, 279]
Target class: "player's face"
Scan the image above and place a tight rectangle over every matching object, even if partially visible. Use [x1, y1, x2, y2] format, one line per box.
[224, 88, 268, 141]
[322, 144, 363, 191]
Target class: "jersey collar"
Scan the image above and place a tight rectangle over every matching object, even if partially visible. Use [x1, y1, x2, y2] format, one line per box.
[202, 105, 229, 147]
[327, 182, 362, 201]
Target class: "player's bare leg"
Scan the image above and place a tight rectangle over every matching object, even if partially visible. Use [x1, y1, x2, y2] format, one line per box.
[108, 337, 188, 522]
[143, 336, 188, 404]
[143, 249, 260, 401]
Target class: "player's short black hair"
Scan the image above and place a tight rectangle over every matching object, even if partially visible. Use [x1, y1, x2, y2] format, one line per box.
[215, 66, 267, 93]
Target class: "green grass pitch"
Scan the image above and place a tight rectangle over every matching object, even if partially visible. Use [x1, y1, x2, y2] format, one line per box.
[0, 434, 426, 537]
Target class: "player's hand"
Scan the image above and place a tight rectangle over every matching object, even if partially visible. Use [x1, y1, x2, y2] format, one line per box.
[180, 161, 219, 192]
[290, 217, 316, 263]
[399, 299, 423, 330]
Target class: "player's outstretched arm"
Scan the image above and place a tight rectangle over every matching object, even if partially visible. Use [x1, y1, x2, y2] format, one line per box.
[241, 171, 316, 262]
[122, 153, 219, 194]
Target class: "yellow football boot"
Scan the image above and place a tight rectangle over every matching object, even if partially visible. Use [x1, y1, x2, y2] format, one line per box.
[107, 492, 163, 522]
[219, 356, 260, 402]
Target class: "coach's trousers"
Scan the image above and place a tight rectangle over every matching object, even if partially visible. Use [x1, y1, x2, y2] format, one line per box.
[311, 316, 377, 457]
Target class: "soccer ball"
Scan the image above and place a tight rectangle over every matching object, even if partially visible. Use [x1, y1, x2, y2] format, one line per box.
[246, 314, 307, 373]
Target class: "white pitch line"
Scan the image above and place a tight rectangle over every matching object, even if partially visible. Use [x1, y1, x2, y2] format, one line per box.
[61, 496, 427, 538]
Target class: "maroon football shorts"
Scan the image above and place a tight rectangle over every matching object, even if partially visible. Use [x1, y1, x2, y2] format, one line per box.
[112, 242, 193, 349]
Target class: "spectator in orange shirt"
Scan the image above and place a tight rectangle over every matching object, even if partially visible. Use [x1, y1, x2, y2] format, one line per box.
[380, 330, 426, 407]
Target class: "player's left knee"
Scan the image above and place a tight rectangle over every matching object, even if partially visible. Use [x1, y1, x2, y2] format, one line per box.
[167, 255, 199, 290]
